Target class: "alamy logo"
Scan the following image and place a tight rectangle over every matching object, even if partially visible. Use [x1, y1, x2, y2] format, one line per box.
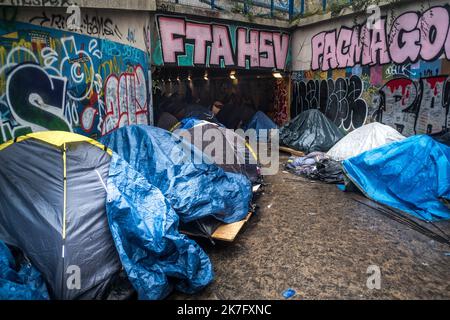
[366, 5, 381, 30]
[172, 127, 280, 176]
[66, 5, 81, 31]
[66, 265, 81, 290]
[366, 265, 381, 290]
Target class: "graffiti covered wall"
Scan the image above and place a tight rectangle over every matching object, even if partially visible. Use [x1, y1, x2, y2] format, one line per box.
[0, 7, 151, 143]
[291, 1, 450, 135]
[152, 15, 291, 70]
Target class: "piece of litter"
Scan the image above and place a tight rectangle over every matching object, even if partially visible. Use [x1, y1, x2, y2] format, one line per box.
[308, 212, 317, 216]
[282, 288, 296, 299]
[422, 262, 429, 266]
[267, 204, 272, 209]
[282, 171, 288, 174]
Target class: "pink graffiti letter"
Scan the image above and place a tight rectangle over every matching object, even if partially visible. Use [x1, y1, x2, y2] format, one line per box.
[336, 27, 353, 68]
[311, 32, 325, 70]
[322, 31, 338, 71]
[370, 19, 390, 65]
[237, 28, 259, 68]
[259, 32, 275, 68]
[186, 22, 212, 65]
[389, 12, 420, 64]
[158, 17, 185, 64]
[273, 33, 289, 70]
[210, 25, 234, 66]
[347, 26, 363, 67]
[419, 7, 449, 61]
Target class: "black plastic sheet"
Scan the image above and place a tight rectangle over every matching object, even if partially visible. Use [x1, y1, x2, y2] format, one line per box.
[280, 109, 344, 153]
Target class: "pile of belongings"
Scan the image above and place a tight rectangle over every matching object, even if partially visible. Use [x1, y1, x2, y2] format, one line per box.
[327, 122, 405, 161]
[285, 122, 410, 185]
[0, 129, 253, 300]
[343, 135, 450, 221]
[286, 152, 344, 184]
[280, 109, 344, 153]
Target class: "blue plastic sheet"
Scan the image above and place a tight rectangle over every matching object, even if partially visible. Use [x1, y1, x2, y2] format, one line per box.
[0, 241, 49, 300]
[244, 111, 278, 138]
[343, 135, 450, 221]
[106, 154, 213, 300]
[101, 125, 252, 224]
[177, 117, 208, 130]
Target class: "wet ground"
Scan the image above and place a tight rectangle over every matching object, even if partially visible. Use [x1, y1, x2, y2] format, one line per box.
[171, 155, 450, 300]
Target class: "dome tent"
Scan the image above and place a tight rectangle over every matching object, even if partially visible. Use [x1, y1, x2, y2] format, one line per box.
[0, 132, 121, 299]
[0, 131, 213, 300]
[172, 118, 261, 185]
[243, 111, 278, 139]
[327, 122, 405, 161]
[280, 109, 344, 153]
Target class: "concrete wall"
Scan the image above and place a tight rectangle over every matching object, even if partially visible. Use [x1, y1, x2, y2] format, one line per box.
[155, 0, 291, 28]
[0, 4, 153, 143]
[290, 0, 450, 136]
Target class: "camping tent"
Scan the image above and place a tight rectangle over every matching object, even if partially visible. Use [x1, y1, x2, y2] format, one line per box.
[0, 132, 122, 299]
[244, 111, 278, 139]
[172, 119, 261, 185]
[0, 131, 213, 300]
[327, 122, 405, 161]
[343, 135, 450, 221]
[280, 109, 344, 153]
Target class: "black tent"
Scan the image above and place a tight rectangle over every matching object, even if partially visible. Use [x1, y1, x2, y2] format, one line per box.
[0, 132, 121, 299]
[280, 109, 344, 153]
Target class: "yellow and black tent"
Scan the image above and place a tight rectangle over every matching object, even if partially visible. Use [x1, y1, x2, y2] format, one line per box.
[0, 132, 121, 299]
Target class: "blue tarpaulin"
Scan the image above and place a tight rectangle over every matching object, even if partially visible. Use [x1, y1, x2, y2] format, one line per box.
[106, 154, 213, 300]
[0, 241, 49, 300]
[343, 135, 450, 221]
[244, 111, 278, 137]
[177, 117, 208, 130]
[100, 125, 252, 224]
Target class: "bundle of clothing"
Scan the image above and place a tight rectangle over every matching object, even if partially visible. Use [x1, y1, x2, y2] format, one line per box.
[286, 152, 344, 184]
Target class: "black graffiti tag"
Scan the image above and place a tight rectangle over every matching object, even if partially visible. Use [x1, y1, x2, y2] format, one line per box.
[292, 75, 368, 131]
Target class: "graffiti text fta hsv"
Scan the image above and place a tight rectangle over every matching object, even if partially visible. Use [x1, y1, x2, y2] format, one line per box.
[157, 16, 290, 70]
